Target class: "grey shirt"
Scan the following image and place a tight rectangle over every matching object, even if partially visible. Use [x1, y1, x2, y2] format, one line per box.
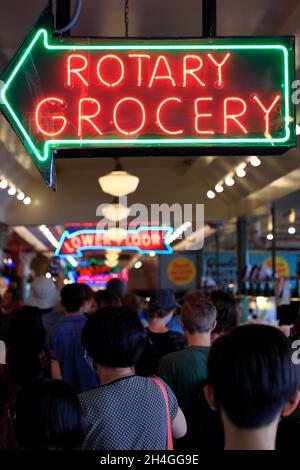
[79, 375, 178, 450]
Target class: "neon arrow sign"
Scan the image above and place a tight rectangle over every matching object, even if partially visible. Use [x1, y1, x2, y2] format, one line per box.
[55, 226, 174, 258]
[0, 5, 295, 187]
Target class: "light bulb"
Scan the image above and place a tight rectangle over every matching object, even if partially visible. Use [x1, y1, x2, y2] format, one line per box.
[236, 167, 246, 178]
[17, 191, 25, 201]
[215, 184, 224, 193]
[250, 156, 261, 167]
[23, 197, 31, 205]
[99, 170, 139, 197]
[8, 186, 16, 196]
[0, 179, 8, 189]
[207, 190, 215, 199]
[225, 176, 235, 186]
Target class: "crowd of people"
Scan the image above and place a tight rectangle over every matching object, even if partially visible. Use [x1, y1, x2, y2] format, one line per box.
[0, 276, 299, 451]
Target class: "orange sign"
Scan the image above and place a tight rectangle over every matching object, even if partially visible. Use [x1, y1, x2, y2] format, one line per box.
[167, 256, 196, 286]
[264, 256, 290, 277]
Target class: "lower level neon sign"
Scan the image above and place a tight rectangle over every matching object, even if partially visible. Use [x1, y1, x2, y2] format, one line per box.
[55, 227, 173, 258]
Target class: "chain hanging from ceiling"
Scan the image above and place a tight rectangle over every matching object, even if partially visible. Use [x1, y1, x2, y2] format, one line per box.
[124, 0, 129, 37]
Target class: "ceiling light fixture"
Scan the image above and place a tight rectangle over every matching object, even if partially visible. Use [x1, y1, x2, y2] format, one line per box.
[215, 184, 224, 193]
[98, 158, 139, 197]
[8, 186, 17, 196]
[23, 196, 32, 205]
[249, 156, 261, 167]
[16, 191, 25, 201]
[105, 259, 119, 268]
[106, 226, 127, 241]
[0, 179, 8, 189]
[102, 199, 130, 221]
[225, 176, 235, 186]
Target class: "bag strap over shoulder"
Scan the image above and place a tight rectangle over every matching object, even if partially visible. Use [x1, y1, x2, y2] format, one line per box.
[150, 376, 173, 451]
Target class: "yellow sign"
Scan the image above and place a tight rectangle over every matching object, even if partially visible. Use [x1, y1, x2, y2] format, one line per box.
[264, 256, 290, 277]
[167, 256, 196, 286]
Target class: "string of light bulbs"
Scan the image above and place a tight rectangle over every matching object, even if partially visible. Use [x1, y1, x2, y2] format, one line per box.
[206, 156, 261, 199]
[0, 175, 32, 205]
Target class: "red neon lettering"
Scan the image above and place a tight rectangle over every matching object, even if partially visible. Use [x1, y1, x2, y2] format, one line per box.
[141, 234, 151, 247]
[78, 98, 102, 137]
[97, 55, 125, 87]
[95, 235, 103, 246]
[252, 94, 280, 134]
[148, 55, 176, 87]
[156, 97, 183, 135]
[71, 236, 81, 249]
[113, 97, 146, 135]
[194, 97, 214, 134]
[103, 235, 112, 246]
[131, 234, 141, 246]
[128, 54, 150, 86]
[67, 54, 88, 87]
[63, 241, 75, 254]
[81, 234, 95, 246]
[152, 233, 162, 246]
[183, 55, 205, 87]
[207, 53, 230, 87]
[35, 97, 67, 137]
[223, 97, 248, 134]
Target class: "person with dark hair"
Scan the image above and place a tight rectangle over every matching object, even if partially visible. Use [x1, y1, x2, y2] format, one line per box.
[49, 284, 99, 393]
[0, 289, 22, 343]
[136, 290, 186, 376]
[0, 306, 61, 449]
[209, 290, 238, 342]
[204, 324, 300, 450]
[80, 306, 186, 450]
[94, 289, 121, 310]
[148, 290, 185, 355]
[122, 293, 142, 316]
[15, 379, 84, 450]
[80, 283, 97, 316]
[6, 306, 61, 383]
[158, 299, 217, 448]
[106, 278, 126, 298]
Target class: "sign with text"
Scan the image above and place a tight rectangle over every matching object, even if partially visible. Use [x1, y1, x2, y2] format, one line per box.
[65, 258, 128, 288]
[0, 7, 295, 187]
[55, 226, 173, 258]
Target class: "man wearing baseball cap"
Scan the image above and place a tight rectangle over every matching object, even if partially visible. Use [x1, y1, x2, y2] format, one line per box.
[137, 290, 185, 376]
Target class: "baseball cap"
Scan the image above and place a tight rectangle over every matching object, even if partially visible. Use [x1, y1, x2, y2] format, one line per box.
[150, 289, 180, 310]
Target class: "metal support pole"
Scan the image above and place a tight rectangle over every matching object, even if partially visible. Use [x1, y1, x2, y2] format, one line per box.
[215, 232, 220, 286]
[56, 0, 71, 36]
[237, 216, 248, 294]
[196, 249, 204, 289]
[203, 0, 217, 37]
[271, 204, 277, 278]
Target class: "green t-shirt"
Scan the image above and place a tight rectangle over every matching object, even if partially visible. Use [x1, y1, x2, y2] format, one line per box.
[157, 346, 210, 421]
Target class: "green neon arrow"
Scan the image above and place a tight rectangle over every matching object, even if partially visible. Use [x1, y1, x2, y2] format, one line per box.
[0, 4, 56, 187]
[0, 3, 295, 189]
